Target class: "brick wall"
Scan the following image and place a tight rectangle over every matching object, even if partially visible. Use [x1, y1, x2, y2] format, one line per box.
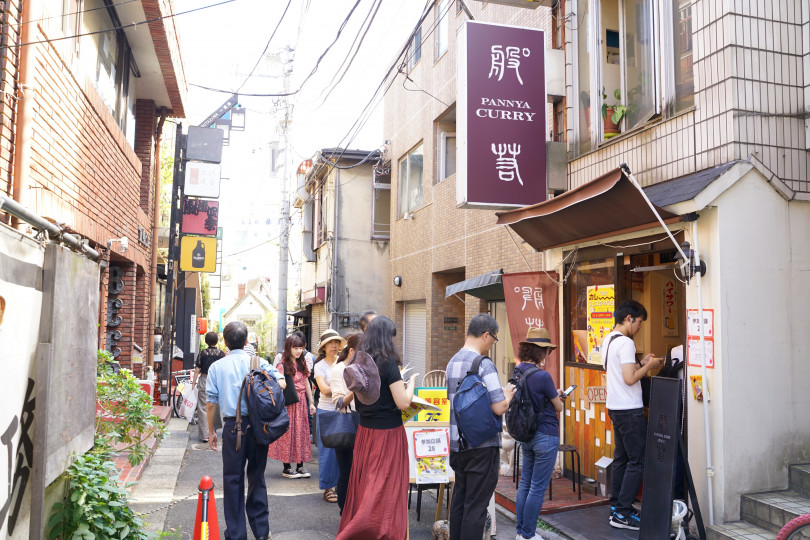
[9, 23, 161, 369]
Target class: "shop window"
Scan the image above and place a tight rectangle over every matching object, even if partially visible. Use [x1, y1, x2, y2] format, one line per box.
[398, 143, 423, 217]
[436, 0, 452, 60]
[572, 0, 693, 151]
[372, 170, 391, 239]
[565, 257, 616, 367]
[81, 0, 136, 141]
[408, 26, 422, 71]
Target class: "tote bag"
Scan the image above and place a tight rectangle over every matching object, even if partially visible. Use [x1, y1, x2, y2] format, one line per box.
[319, 405, 360, 449]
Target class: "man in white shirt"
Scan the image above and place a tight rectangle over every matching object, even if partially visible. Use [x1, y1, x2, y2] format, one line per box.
[603, 301, 664, 531]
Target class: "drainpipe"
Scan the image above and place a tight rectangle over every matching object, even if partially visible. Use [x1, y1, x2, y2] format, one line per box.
[692, 219, 714, 525]
[148, 109, 168, 369]
[330, 166, 340, 329]
[11, 0, 42, 229]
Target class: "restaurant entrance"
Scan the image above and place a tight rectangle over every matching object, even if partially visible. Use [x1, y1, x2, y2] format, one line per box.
[561, 234, 688, 482]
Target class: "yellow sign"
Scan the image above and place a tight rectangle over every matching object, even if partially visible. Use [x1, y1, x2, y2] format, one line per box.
[586, 284, 615, 365]
[180, 236, 217, 272]
[415, 388, 450, 422]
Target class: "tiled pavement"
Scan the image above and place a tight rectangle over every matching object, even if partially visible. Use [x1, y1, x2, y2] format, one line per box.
[111, 405, 173, 486]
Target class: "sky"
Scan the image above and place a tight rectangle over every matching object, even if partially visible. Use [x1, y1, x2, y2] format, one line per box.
[171, 0, 426, 311]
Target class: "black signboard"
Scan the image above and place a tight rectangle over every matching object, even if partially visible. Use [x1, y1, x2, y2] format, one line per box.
[186, 126, 224, 163]
[640, 376, 681, 539]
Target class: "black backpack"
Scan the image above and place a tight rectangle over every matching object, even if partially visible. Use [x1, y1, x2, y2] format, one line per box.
[505, 365, 544, 442]
[235, 357, 289, 450]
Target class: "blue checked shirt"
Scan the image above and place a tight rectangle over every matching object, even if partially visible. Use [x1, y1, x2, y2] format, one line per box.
[206, 349, 283, 418]
[446, 348, 506, 452]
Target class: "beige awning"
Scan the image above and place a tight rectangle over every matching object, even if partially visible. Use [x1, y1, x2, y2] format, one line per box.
[495, 168, 680, 251]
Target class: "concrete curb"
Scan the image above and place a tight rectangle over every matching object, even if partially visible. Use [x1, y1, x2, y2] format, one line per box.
[128, 418, 192, 534]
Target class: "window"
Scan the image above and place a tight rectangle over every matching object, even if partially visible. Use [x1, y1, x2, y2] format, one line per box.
[398, 143, 423, 217]
[408, 26, 422, 71]
[573, 0, 694, 151]
[439, 132, 456, 181]
[436, 0, 451, 59]
[81, 0, 136, 138]
[372, 169, 391, 239]
[552, 100, 566, 142]
[552, 0, 565, 50]
[312, 185, 327, 252]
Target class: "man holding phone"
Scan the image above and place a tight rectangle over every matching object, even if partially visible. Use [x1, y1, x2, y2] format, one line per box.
[604, 300, 665, 531]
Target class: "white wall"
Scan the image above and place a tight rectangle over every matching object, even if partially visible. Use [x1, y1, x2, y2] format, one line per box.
[686, 169, 810, 522]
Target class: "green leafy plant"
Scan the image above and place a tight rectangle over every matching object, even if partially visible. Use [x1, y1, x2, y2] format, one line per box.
[47, 452, 149, 540]
[96, 350, 167, 466]
[601, 87, 628, 124]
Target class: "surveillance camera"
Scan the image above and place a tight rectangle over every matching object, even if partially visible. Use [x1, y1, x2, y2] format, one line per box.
[119, 237, 128, 252]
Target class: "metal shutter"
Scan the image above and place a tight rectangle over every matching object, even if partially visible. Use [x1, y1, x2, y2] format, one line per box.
[403, 301, 427, 382]
[311, 305, 330, 352]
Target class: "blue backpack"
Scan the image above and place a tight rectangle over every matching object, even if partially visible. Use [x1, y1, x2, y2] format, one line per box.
[235, 358, 289, 450]
[453, 355, 502, 449]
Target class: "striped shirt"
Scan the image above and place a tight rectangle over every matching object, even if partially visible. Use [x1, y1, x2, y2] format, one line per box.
[446, 348, 506, 452]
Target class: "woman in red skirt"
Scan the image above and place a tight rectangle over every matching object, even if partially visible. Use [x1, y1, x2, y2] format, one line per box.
[268, 333, 316, 478]
[336, 316, 417, 540]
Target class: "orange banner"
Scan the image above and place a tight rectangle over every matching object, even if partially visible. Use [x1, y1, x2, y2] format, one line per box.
[502, 272, 560, 386]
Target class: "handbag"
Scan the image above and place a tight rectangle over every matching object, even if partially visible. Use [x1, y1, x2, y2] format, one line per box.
[283, 372, 299, 405]
[177, 386, 198, 422]
[319, 399, 359, 449]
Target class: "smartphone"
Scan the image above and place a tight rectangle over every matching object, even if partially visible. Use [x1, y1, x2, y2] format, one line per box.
[561, 384, 577, 398]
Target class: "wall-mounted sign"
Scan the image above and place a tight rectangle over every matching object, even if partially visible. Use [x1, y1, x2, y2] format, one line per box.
[184, 161, 221, 198]
[687, 309, 714, 339]
[687, 338, 714, 369]
[443, 317, 458, 324]
[179, 236, 217, 273]
[181, 198, 219, 236]
[586, 284, 615, 366]
[586, 386, 606, 404]
[457, 21, 547, 209]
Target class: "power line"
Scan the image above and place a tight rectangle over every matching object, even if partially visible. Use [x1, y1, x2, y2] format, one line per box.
[235, 0, 293, 94]
[0, 0, 237, 51]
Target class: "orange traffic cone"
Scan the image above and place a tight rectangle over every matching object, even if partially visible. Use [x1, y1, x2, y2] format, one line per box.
[193, 475, 220, 540]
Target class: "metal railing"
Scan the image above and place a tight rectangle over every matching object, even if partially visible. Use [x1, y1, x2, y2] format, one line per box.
[0, 194, 101, 261]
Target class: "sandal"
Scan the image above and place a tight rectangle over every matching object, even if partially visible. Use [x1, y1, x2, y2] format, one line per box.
[323, 488, 338, 503]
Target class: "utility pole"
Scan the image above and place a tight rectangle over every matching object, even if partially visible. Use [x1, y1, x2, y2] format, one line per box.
[276, 50, 294, 352]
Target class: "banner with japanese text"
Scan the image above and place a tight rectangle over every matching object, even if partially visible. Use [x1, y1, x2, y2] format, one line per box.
[502, 272, 559, 385]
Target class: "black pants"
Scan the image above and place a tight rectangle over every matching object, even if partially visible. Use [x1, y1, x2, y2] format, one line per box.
[221, 418, 270, 540]
[608, 408, 647, 516]
[448, 446, 499, 540]
[334, 447, 354, 513]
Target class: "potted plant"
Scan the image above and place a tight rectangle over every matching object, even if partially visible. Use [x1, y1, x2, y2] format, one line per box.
[601, 88, 628, 139]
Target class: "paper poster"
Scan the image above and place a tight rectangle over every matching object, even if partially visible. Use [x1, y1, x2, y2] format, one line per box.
[586, 284, 615, 365]
[662, 279, 679, 336]
[414, 388, 449, 422]
[687, 338, 714, 368]
[690, 375, 706, 401]
[687, 309, 714, 339]
[413, 429, 450, 484]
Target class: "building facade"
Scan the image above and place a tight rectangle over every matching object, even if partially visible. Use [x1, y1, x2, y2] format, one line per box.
[1, 0, 186, 377]
[293, 148, 390, 348]
[385, 0, 809, 528]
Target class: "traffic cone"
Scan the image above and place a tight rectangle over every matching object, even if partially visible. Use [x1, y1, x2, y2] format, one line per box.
[193, 475, 220, 540]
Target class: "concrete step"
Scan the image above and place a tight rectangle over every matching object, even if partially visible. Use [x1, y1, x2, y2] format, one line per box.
[707, 520, 777, 540]
[740, 490, 810, 534]
[789, 464, 810, 498]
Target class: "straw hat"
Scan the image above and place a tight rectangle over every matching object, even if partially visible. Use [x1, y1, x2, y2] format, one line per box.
[519, 327, 557, 349]
[317, 328, 346, 354]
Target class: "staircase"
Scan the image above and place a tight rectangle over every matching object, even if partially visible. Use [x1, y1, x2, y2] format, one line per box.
[707, 463, 810, 539]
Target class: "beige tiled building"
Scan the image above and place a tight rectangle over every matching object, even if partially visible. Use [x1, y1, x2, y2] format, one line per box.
[384, 0, 810, 530]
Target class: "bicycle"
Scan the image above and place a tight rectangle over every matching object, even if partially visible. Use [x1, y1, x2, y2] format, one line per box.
[778, 514, 810, 540]
[171, 369, 195, 420]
